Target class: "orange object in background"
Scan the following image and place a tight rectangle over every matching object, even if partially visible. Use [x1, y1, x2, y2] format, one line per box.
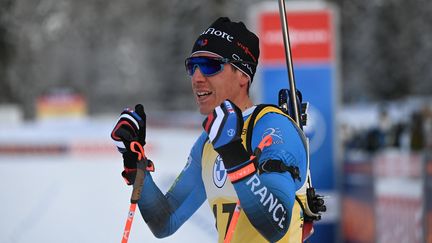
[342, 197, 375, 242]
[428, 212, 432, 243]
[427, 159, 432, 243]
[36, 89, 87, 120]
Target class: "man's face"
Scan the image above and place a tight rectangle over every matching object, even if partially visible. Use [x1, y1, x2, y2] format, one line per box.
[190, 53, 245, 115]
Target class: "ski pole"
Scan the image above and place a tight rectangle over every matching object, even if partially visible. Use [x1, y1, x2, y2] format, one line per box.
[278, 3, 327, 242]
[121, 141, 148, 243]
[278, 0, 300, 126]
[224, 202, 241, 243]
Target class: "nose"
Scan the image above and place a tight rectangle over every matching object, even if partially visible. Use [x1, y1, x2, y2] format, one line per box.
[191, 65, 206, 83]
[190, 64, 199, 76]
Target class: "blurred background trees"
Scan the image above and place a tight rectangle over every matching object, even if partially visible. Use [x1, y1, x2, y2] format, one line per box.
[0, 0, 431, 119]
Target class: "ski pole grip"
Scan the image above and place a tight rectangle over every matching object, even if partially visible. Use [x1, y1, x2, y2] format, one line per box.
[131, 160, 146, 204]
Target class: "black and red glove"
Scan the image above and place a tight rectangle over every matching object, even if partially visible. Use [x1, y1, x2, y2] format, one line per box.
[111, 104, 146, 152]
[202, 100, 253, 183]
[111, 104, 147, 185]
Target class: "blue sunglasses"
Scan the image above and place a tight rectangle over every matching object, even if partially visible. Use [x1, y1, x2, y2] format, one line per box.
[185, 56, 255, 77]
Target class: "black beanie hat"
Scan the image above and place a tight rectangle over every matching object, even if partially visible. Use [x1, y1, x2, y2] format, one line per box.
[191, 17, 260, 82]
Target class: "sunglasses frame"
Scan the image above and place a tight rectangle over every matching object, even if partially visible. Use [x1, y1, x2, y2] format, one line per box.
[185, 56, 255, 77]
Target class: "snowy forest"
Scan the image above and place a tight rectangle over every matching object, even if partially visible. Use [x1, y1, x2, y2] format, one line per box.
[1, 0, 432, 118]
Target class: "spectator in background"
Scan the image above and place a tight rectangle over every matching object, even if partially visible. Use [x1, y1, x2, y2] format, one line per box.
[377, 107, 392, 147]
[421, 105, 432, 150]
[364, 107, 392, 152]
[410, 111, 424, 151]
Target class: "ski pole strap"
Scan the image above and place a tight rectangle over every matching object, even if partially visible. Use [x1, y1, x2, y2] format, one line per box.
[131, 160, 146, 203]
[130, 160, 156, 203]
[129, 141, 154, 203]
[227, 135, 273, 183]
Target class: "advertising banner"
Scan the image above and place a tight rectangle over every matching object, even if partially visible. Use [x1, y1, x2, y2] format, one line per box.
[373, 150, 425, 243]
[250, 2, 339, 242]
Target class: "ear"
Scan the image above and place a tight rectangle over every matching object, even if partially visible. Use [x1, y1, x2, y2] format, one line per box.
[237, 71, 250, 88]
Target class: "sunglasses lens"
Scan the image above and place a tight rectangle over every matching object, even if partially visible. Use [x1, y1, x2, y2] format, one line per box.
[185, 57, 224, 76]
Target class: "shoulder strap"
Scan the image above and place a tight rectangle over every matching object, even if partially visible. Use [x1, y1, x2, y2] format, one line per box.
[244, 104, 306, 153]
[244, 104, 270, 153]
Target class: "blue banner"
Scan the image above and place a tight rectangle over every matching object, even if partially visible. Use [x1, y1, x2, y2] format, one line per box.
[259, 63, 337, 242]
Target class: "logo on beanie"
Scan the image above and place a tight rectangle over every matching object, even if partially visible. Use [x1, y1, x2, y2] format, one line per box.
[237, 41, 257, 63]
[232, 54, 254, 75]
[196, 39, 208, 47]
[202, 28, 234, 42]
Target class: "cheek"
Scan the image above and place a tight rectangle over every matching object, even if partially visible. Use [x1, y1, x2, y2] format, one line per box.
[226, 77, 241, 95]
[216, 81, 235, 99]
[212, 70, 241, 101]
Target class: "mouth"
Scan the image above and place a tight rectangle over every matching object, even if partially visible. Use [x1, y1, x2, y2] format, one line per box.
[196, 91, 213, 98]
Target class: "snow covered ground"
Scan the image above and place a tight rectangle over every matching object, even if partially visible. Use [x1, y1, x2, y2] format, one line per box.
[0, 120, 217, 243]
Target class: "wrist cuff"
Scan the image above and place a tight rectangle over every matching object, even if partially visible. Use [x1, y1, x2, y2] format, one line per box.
[227, 156, 257, 183]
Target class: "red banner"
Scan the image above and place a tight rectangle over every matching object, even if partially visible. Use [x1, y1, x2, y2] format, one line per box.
[259, 10, 334, 63]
